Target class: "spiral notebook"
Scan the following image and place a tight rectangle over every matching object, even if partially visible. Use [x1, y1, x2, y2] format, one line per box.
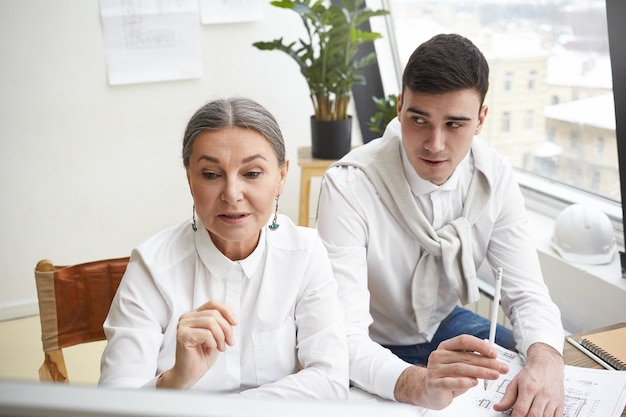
[580, 325, 626, 371]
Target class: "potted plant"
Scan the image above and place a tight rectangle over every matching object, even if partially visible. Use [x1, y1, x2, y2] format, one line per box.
[253, 0, 388, 159]
[367, 93, 398, 135]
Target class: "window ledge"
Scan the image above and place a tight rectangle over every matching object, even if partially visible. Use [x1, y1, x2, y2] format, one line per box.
[515, 169, 624, 246]
[526, 208, 626, 333]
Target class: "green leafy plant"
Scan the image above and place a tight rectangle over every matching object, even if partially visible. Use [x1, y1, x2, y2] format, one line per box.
[253, 0, 388, 121]
[367, 93, 398, 134]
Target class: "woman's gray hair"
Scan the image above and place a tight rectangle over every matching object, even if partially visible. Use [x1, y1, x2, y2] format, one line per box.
[182, 97, 285, 168]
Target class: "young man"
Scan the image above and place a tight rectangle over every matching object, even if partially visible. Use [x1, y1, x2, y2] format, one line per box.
[316, 34, 565, 416]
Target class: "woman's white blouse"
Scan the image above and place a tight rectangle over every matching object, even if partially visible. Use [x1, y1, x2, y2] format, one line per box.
[99, 214, 348, 399]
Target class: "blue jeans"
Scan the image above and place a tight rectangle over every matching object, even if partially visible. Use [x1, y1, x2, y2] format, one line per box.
[383, 306, 516, 366]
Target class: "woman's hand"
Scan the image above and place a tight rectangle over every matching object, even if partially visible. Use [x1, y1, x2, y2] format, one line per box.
[157, 299, 238, 389]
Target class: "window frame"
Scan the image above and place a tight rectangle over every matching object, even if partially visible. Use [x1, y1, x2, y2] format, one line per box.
[606, 0, 626, 272]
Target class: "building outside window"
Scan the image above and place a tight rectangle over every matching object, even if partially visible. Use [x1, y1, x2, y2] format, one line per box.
[570, 130, 579, 150]
[595, 136, 605, 156]
[528, 70, 537, 91]
[525, 110, 534, 131]
[504, 71, 513, 93]
[502, 112, 511, 133]
[592, 169, 601, 192]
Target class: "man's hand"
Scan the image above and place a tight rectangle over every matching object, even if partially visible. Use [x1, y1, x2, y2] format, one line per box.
[394, 335, 509, 409]
[157, 300, 238, 389]
[494, 342, 564, 417]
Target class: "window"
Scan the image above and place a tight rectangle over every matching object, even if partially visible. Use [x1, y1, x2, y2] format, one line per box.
[504, 72, 513, 93]
[592, 169, 601, 191]
[547, 124, 556, 141]
[525, 110, 534, 131]
[595, 136, 605, 156]
[502, 112, 511, 133]
[570, 131, 579, 150]
[528, 70, 537, 91]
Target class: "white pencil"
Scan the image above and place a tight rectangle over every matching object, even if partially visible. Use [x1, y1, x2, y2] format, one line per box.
[566, 336, 614, 370]
[485, 267, 503, 390]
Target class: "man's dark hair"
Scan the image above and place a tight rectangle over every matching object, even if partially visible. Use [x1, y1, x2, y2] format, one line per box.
[401, 33, 490, 106]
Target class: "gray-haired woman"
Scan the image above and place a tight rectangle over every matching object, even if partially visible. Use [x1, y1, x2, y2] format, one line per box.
[99, 97, 348, 399]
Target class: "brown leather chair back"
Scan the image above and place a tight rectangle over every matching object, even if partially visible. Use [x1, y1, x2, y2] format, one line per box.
[34, 257, 129, 383]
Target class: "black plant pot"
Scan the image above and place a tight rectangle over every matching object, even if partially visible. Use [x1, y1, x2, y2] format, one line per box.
[310, 116, 352, 160]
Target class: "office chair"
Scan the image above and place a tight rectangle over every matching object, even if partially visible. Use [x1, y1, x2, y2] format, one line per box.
[34, 257, 129, 383]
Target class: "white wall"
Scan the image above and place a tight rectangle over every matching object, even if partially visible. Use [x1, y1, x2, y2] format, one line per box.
[0, 0, 324, 319]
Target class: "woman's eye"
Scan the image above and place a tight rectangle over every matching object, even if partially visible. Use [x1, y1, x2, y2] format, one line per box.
[202, 172, 219, 180]
[245, 171, 262, 179]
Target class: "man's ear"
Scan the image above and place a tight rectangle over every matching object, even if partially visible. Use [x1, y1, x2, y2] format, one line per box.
[475, 104, 489, 134]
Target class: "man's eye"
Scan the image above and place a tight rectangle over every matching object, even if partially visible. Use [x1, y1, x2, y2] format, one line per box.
[413, 117, 425, 124]
[448, 121, 462, 128]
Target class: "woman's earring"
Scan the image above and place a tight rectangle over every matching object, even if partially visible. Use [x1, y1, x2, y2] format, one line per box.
[268, 197, 280, 231]
[191, 204, 198, 232]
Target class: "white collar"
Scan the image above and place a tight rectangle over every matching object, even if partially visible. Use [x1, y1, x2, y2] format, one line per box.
[194, 219, 266, 281]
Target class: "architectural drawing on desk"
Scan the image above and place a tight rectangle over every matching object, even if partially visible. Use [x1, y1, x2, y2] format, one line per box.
[563, 390, 586, 417]
[472, 376, 513, 415]
[476, 349, 515, 410]
[562, 374, 613, 417]
[461, 348, 517, 415]
[471, 377, 588, 417]
[426, 347, 626, 417]
[468, 348, 589, 417]
[471, 371, 611, 417]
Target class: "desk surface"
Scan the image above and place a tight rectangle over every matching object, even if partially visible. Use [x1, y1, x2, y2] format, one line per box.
[564, 323, 626, 417]
[564, 322, 626, 368]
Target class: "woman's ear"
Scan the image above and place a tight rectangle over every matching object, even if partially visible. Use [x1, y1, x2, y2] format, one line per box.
[277, 159, 290, 196]
[186, 169, 194, 197]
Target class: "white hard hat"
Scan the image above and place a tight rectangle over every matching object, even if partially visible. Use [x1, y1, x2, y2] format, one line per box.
[551, 203, 616, 265]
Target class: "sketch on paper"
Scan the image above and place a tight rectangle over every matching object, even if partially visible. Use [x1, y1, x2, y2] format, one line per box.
[425, 344, 626, 417]
[100, 0, 202, 85]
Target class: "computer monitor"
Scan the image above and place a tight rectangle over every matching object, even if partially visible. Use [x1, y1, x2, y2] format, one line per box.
[0, 380, 420, 417]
